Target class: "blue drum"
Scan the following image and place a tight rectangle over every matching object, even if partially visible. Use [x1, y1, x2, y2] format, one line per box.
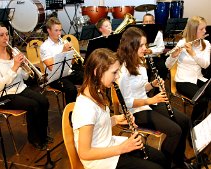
[170, 0, 184, 18]
[155, 1, 170, 25]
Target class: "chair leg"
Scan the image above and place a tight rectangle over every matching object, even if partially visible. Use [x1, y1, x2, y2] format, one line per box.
[4, 116, 19, 156]
[55, 93, 62, 116]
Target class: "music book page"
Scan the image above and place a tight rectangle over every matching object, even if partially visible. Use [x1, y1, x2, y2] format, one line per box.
[192, 113, 211, 153]
[45, 50, 74, 85]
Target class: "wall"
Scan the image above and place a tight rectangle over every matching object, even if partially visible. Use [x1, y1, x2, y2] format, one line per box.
[1, 0, 211, 35]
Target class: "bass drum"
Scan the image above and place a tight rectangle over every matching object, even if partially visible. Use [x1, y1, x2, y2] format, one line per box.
[7, 0, 45, 32]
[81, 6, 109, 24]
[112, 6, 135, 19]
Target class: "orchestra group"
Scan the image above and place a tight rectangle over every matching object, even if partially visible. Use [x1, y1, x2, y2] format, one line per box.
[0, 10, 210, 169]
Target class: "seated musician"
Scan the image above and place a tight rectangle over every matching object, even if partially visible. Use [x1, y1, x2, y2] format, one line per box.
[165, 16, 211, 126]
[117, 27, 191, 169]
[72, 48, 168, 169]
[142, 13, 168, 84]
[96, 17, 112, 37]
[40, 17, 83, 104]
[0, 22, 51, 151]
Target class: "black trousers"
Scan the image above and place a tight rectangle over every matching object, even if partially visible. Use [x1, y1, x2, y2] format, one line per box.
[50, 70, 83, 104]
[116, 145, 169, 169]
[133, 103, 190, 166]
[176, 79, 211, 125]
[0, 87, 49, 144]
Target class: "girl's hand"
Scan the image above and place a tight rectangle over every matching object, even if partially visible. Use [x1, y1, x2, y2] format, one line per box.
[171, 47, 182, 58]
[151, 78, 164, 88]
[147, 92, 168, 104]
[13, 53, 24, 68]
[119, 132, 144, 154]
[184, 43, 195, 56]
[115, 114, 138, 128]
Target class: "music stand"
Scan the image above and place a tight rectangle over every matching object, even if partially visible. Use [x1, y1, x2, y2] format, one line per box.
[43, 50, 74, 86]
[79, 24, 101, 40]
[0, 81, 21, 169]
[164, 18, 188, 39]
[190, 113, 211, 169]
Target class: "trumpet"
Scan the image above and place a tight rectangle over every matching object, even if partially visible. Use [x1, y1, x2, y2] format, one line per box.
[6, 42, 46, 82]
[165, 34, 209, 56]
[59, 36, 84, 64]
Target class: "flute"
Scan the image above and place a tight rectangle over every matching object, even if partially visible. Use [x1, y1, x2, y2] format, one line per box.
[165, 34, 209, 56]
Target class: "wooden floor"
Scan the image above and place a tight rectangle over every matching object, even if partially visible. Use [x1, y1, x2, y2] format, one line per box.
[0, 83, 210, 169]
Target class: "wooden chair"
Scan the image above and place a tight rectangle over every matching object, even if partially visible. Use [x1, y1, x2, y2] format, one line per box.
[26, 39, 65, 116]
[169, 62, 194, 114]
[62, 102, 84, 169]
[111, 86, 164, 150]
[0, 109, 27, 155]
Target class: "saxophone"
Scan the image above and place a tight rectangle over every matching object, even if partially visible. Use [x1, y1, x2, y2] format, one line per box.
[113, 82, 148, 159]
[147, 55, 176, 121]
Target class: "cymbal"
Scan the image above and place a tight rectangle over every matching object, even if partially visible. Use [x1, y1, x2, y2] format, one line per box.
[135, 4, 156, 12]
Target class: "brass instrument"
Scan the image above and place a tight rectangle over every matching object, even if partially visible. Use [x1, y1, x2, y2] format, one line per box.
[165, 34, 209, 56]
[113, 13, 135, 34]
[7, 42, 46, 82]
[59, 36, 84, 64]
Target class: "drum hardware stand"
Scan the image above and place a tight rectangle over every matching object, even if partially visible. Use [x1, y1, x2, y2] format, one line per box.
[64, 3, 80, 38]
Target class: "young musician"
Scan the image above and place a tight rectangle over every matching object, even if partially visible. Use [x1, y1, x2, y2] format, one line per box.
[117, 27, 191, 169]
[165, 16, 211, 125]
[0, 23, 50, 151]
[72, 48, 169, 169]
[40, 17, 83, 103]
[96, 17, 112, 37]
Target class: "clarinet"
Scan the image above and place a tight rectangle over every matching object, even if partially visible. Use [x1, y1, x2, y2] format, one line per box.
[147, 55, 176, 121]
[113, 82, 148, 159]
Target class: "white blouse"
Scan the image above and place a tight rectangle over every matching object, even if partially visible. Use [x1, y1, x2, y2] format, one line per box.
[165, 39, 210, 84]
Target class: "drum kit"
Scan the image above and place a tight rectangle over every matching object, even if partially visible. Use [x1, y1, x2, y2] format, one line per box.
[4, 0, 184, 34]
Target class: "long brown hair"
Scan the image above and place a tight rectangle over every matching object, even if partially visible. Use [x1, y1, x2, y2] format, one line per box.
[0, 22, 12, 58]
[80, 48, 120, 108]
[117, 27, 146, 75]
[183, 16, 207, 50]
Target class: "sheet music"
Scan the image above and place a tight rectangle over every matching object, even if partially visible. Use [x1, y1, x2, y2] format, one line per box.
[192, 113, 211, 154]
[45, 50, 74, 85]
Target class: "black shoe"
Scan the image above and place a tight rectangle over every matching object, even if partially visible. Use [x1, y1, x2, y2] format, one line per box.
[46, 136, 54, 144]
[29, 141, 47, 151]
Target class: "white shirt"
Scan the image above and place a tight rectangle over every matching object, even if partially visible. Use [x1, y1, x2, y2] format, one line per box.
[40, 37, 63, 62]
[117, 63, 152, 114]
[0, 58, 28, 96]
[149, 31, 165, 55]
[72, 94, 127, 169]
[165, 39, 210, 84]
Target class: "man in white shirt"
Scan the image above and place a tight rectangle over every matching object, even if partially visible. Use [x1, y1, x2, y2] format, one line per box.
[40, 17, 83, 103]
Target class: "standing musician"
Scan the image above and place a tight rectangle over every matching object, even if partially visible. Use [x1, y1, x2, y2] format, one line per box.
[143, 13, 168, 86]
[117, 27, 191, 169]
[165, 16, 211, 126]
[96, 17, 113, 37]
[40, 17, 83, 104]
[0, 22, 50, 151]
[72, 48, 169, 169]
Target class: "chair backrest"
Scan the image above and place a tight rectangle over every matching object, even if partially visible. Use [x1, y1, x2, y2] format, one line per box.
[170, 62, 178, 95]
[62, 102, 84, 169]
[26, 39, 45, 73]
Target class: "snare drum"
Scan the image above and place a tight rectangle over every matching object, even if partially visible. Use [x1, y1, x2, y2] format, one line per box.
[8, 0, 45, 32]
[112, 6, 135, 19]
[155, 1, 170, 25]
[170, 0, 184, 18]
[81, 6, 109, 24]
